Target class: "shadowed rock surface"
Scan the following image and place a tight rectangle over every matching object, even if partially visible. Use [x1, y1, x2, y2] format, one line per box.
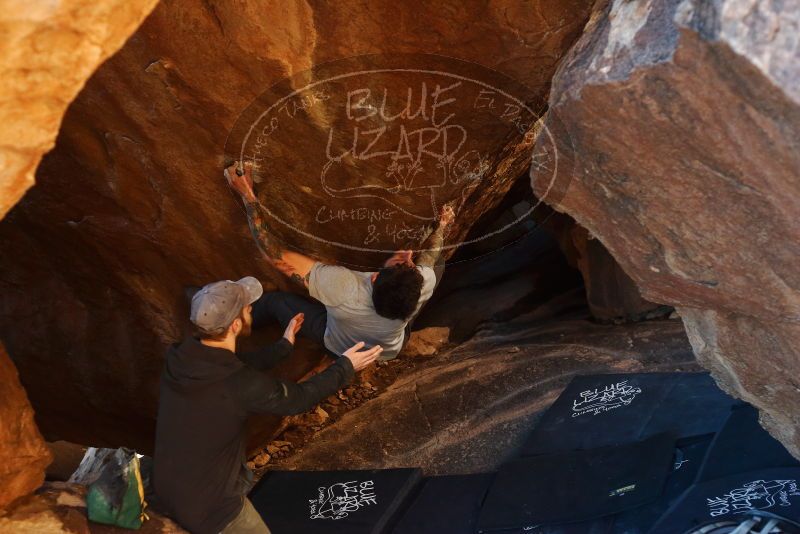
[414, 204, 583, 342]
[274, 297, 699, 474]
[567, 223, 669, 322]
[534, 0, 800, 455]
[0, 0, 593, 450]
[0, 1, 155, 509]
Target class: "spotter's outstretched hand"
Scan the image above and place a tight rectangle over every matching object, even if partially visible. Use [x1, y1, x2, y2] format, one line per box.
[342, 342, 382, 371]
[224, 161, 256, 202]
[283, 313, 304, 345]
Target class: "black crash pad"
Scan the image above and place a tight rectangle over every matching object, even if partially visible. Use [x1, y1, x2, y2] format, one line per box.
[474, 518, 615, 534]
[610, 435, 714, 533]
[476, 432, 676, 532]
[520, 372, 737, 456]
[650, 467, 800, 534]
[698, 404, 800, 483]
[392, 474, 493, 534]
[519, 437, 715, 534]
[249, 468, 421, 534]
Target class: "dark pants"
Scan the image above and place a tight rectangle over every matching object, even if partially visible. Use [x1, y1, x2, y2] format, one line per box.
[251, 291, 333, 354]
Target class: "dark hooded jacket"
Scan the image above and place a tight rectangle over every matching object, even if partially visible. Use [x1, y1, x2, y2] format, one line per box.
[153, 336, 353, 534]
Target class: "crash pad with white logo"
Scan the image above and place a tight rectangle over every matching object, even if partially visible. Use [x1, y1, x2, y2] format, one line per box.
[249, 468, 421, 534]
[520, 372, 737, 456]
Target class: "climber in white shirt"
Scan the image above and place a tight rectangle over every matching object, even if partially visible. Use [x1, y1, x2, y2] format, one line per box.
[225, 161, 454, 360]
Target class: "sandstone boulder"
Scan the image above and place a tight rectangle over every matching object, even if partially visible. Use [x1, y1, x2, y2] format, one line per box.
[533, 0, 800, 455]
[0, 0, 159, 219]
[0, 0, 592, 448]
[0, 343, 51, 510]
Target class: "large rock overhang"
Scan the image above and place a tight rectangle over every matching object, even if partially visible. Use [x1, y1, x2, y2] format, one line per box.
[534, 0, 800, 455]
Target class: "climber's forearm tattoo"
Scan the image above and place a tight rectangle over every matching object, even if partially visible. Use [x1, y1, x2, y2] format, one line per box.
[244, 201, 310, 287]
[239, 197, 314, 290]
[416, 223, 447, 267]
[245, 201, 283, 260]
[276, 261, 311, 289]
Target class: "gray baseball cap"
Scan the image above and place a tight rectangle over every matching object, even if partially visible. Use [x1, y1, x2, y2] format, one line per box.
[190, 277, 263, 335]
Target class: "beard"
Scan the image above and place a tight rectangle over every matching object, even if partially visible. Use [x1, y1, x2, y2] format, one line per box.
[240, 317, 253, 337]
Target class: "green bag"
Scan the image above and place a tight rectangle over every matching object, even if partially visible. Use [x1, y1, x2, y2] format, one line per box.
[86, 448, 148, 529]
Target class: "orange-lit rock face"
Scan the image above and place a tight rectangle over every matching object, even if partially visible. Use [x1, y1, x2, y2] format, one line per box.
[0, 343, 51, 510]
[0, 0, 592, 448]
[0, 0, 159, 219]
[0, 0, 155, 507]
[535, 0, 800, 455]
[0, 482, 186, 532]
[228, 53, 554, 267]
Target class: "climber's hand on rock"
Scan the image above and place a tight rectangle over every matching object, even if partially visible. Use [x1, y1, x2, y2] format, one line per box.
[439, 204, 455, 227]
[342, 342, 382, 372]
[283, 313, 304, 345]
[225, 161, 256, 202]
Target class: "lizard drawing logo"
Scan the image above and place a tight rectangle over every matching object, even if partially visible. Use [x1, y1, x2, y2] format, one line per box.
[572, 380, 643, 417]
[707, 479, 800, 517]
[309, 480, 377, 520]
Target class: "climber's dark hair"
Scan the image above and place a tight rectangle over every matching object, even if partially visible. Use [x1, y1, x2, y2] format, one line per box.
[372, 264, 424, 320]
